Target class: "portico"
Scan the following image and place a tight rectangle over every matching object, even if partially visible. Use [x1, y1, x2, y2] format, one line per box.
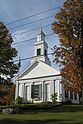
[15, 74, 62, 103]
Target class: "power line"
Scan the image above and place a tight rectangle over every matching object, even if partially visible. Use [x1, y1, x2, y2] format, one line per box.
[6, 7, 60, 26]
[13, 36, 36, 45]
[13, 52, 54, 63]
[12, 33, 54, 45]
[9, 15, 54, 30]
[12, 23, 51, 37]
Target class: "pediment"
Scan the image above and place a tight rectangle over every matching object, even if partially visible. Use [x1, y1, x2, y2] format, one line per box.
[17, 61, 60, 80]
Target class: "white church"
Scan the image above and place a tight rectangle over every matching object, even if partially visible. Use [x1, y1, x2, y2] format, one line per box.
[15, 30, 79, 104]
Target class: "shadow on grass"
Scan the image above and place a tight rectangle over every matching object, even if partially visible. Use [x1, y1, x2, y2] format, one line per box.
[50, 105, 83, 113]
[21, 105, 83, 113]
[0, 119, 81, 124]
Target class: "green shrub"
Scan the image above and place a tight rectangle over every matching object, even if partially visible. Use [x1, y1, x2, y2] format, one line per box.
[51, 93, 57, 104]
[15, 96, 23, 105]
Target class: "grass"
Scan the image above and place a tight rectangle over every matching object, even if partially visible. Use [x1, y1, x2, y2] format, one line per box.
[0, 105, 83, 124]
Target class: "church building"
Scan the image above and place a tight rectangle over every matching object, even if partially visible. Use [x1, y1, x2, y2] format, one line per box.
[15, 30, 79, 104]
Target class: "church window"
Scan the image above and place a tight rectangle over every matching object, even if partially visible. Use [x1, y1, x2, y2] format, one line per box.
[31, 84, 42, 100]
[65, 91, 68, 98]
[74, 93, 77, 100]
[37, 48, 41, 56]
[70, 91, 73, 99]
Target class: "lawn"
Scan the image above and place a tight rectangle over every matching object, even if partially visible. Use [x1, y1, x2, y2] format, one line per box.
[0, 105, 83, 124]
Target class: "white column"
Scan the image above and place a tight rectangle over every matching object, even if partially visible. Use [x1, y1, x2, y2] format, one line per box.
[77, 93, 80, 104]
[62, 84, 65, 102]
[42, 81, 44, 102]
[54, 80, 55, 94]
[68, 91, 70, 99]
[42, 81, 45, 102]
[54, 79, 60, 102]
[48, 80, 54, 102]
[23, 83, 26, 99]
[15, 81, 19, 99]
[29, 83, 32, 101]
[23, 83, 28, 103]
[31, 82, 34, 103]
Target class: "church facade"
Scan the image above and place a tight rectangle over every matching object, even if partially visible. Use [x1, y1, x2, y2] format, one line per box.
[15, 30, 79, 104]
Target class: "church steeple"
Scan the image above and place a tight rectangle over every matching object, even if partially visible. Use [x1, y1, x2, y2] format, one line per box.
[31, 30, 51, 65]
[37, 29, 45, 42]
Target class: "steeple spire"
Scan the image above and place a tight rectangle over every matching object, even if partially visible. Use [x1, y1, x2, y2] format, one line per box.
[31, 30, 51, 65]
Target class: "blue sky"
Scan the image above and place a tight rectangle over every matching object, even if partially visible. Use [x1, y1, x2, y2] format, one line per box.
[0, 0, 65, 73]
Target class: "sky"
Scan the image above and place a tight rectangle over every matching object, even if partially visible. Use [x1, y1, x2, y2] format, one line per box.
[0, 0, 65, 74]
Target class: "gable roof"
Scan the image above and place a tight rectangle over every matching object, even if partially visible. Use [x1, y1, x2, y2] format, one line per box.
[16, 60, 60, 80]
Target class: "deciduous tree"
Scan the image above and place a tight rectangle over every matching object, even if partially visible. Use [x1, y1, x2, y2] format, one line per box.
[0, 21, 20, 105]
[52, 0, 83, 94]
